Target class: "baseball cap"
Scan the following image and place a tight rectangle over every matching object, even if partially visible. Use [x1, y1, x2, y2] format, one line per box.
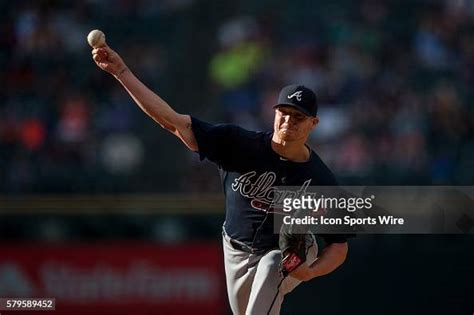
[273, 84, 318, 116]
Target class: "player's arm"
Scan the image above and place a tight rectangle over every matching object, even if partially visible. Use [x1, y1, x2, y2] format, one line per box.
[91, 45, 198, 151]
[290, 242, 348, 281]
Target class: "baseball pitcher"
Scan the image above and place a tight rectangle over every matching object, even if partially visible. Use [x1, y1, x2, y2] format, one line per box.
[91, 42, 350, 315]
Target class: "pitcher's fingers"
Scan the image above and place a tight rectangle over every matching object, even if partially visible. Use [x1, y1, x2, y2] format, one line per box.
[92, 47, 105, 55]
[98, 62, 110, 70]
[102, 44, 114, 54]
[93, 54, 104, 63]
[93, 49, 108, 60]
[99, 49, 108, 58]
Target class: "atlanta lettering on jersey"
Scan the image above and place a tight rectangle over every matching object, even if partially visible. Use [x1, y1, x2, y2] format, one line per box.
[231, 171, 314, 213]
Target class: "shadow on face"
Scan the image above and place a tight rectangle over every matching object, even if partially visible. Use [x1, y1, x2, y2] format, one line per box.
[273, 106, 319, 141]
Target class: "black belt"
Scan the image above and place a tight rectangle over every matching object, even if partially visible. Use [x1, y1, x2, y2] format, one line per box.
[229, 239, 255, 253]
[223, 227, 271, 254]
[229, 239, 275, 254]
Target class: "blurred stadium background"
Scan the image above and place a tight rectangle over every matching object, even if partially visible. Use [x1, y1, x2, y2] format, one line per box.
[0, 0, 472, 314]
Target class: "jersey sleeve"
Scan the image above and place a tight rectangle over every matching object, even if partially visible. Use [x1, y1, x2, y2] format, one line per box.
[191, 116, 250, 169]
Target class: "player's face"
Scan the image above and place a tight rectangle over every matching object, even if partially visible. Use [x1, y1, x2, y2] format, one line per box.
[274, 106, 318, 141]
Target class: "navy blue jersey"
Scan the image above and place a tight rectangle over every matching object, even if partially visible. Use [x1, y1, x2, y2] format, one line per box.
[191, 117, 349, 250]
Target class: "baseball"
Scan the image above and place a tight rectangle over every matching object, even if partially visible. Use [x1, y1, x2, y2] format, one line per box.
[87, 29, 106, 48]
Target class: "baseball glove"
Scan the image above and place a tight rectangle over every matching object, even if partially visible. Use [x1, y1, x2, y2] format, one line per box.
[278, 208, 310, 277]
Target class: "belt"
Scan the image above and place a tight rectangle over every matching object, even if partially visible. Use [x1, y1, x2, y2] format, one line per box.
[229, 239, 255, 253]
[222, 228, 259, 254]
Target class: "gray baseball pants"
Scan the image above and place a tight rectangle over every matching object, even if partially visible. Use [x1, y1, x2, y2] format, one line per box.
[222, 231, 318, 315]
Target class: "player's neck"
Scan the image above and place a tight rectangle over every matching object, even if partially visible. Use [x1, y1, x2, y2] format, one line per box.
[271, 135, 310, 162]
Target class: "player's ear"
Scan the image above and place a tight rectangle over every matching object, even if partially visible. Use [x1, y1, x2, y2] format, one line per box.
[310, 116, 319, 129]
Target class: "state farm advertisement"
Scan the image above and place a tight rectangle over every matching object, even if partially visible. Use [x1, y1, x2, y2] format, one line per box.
[0, 243, 225, 314]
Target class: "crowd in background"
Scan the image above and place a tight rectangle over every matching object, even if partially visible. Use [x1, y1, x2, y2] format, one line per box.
[1, 0, 473, 194]
[0, 4, 472, 313]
